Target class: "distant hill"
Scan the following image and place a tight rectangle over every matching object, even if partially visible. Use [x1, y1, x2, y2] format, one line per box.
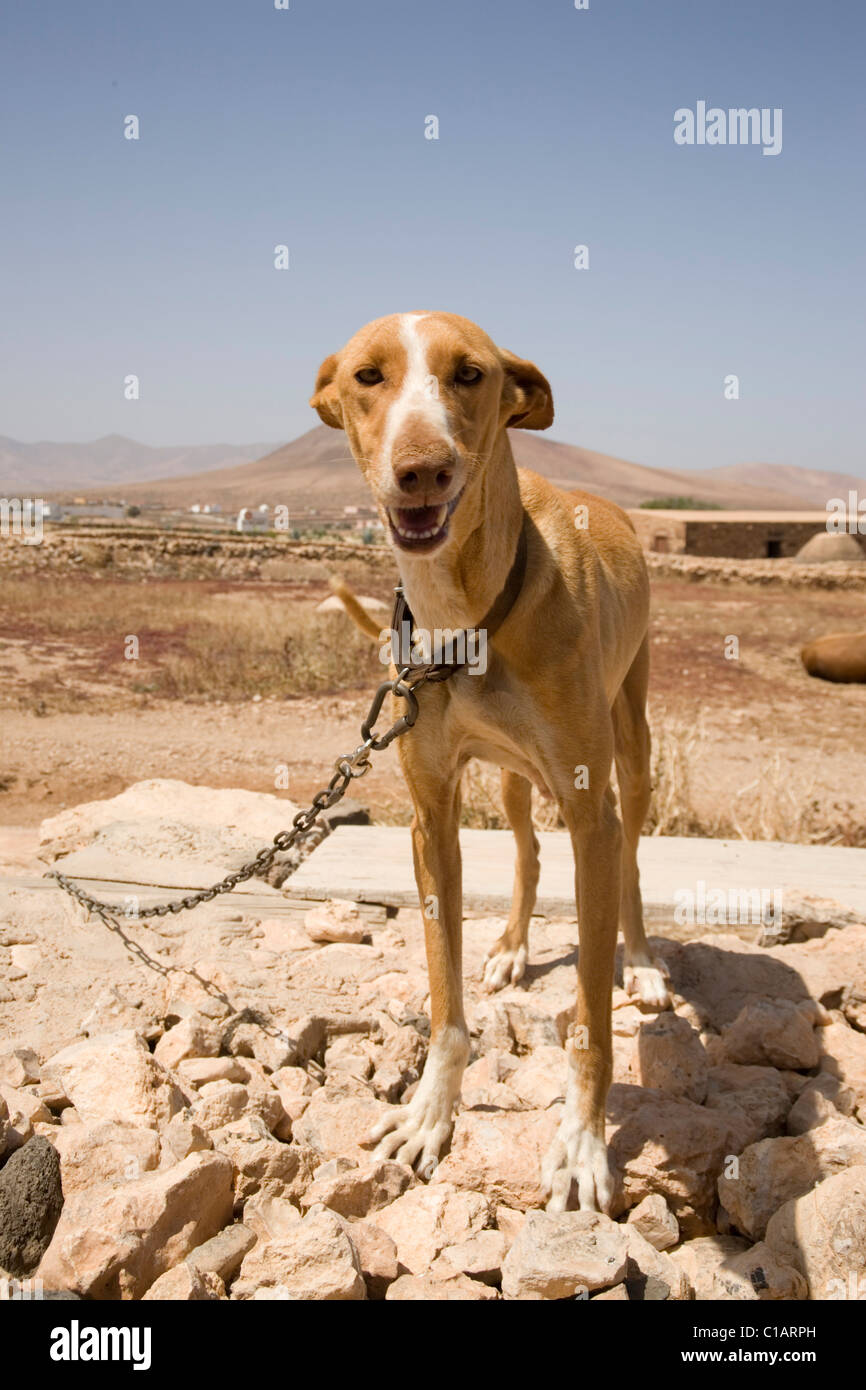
[115, 426, 818, 513]
[699, 461, 865, 510]
[4, 425, 850, 512]
[0, 434, 281, 493]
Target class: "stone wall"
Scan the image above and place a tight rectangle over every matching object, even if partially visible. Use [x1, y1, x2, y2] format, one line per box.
[629, 511, 866, 560]
[0, 528, 394, 582]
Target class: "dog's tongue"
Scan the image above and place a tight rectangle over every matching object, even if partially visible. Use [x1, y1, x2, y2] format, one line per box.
[394, 505, 443, 533]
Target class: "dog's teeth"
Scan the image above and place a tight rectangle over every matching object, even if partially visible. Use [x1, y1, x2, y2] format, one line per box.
[434, 504, 448, 527]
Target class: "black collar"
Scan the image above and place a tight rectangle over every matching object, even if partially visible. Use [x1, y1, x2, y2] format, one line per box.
[388, 514, 528, 679]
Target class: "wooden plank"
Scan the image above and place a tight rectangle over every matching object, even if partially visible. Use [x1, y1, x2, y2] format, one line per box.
[16, 829, 866, 924]
[287, 827, 866, 920]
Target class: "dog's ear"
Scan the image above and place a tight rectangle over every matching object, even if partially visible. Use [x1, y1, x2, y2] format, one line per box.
[310, 353, 344, 429]
[500, 350, 554, 430]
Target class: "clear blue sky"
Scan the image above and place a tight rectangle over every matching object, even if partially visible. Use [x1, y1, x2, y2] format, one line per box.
[1, 0, 864, 476]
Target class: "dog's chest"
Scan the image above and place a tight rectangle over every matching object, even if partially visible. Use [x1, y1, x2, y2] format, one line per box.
[443, 670, 543, 770]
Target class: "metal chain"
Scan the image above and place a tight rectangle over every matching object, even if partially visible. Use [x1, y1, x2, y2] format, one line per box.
[46, 665, 438, 922]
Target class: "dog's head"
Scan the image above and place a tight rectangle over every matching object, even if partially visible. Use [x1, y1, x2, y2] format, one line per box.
[310, 312, 553, 556]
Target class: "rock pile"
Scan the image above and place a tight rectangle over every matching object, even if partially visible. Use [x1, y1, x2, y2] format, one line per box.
[2, 887, 866, 1300]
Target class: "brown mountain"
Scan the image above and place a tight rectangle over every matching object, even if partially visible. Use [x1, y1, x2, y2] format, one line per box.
[699, 461, 864, 509]
[0, 434, 281, 493]
[119, 426, 816, 513]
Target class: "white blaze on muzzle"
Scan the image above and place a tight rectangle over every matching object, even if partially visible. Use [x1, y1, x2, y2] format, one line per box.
[381, 313, 455, 469]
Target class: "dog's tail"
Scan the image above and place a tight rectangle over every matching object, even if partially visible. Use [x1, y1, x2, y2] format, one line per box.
[328, 577, 385, 641]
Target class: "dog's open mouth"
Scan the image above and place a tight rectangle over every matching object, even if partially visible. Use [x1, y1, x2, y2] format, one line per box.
[387, 491, 463, 553]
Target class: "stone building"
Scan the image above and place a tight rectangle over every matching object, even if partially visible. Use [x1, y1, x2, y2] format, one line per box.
[627, 510, 866, 560]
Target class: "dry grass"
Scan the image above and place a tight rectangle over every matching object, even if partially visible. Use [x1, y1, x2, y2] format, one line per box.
[2, 571, 863, 846]
[644, 718, 866, 847]
[0, 576, 382, 704]
[455, 722, 866, 847]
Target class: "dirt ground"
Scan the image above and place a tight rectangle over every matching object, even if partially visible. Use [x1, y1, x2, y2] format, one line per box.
[1, 568, 864, 843]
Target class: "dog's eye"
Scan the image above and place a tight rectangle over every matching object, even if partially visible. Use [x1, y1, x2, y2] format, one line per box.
[455, 365, 482, 384]
[354, 366, 383, 385]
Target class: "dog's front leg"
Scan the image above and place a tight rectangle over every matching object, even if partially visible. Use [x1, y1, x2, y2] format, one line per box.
[369, 761, 469, 1180]
[542, 787, 621, 1214]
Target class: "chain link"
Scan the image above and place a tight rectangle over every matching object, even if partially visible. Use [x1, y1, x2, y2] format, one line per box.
[47, 666, 433, 922]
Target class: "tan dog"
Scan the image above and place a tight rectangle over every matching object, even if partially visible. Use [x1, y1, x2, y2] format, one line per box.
[310, 312, 669, 1211]
[801, 631, 866, 683]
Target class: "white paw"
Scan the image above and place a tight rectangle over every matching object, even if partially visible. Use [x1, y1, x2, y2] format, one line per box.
[623, 956, 671, 1009]
[541, 1119, 613, 1214]
[482, 943, 527, 992]
[368, 1093, 454, 1180]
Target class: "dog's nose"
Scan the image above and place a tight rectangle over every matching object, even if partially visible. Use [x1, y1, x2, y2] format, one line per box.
[394, 459, 454, 497]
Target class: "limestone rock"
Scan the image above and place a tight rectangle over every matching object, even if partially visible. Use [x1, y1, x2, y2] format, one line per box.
[186, 1223, 256, 1284]
[271, 1066, 320, 1123]
[625, 1193, 679, 1251]
[177, 1057, 249, 1089]
[159, 1114, 213, 1166]
[660, 936, 811, 1031]
[764, 1166, 866, 1300]
[495, 1205, 527, 1248]
[719, 998, 820, 1071]
[770, 924, 866, 1026]
[300, 1159, 413, 1218]
[37, 1151, 233, 1299]
[190, 1081, 249, 1132]
[622, 1224, 691, 1300]
[304, 899, 367, 945]
[668, 1234, 751, 1300]
[819, 1019, 866, 1119]
[703, 1063, 791, 1151]
[53, 1121, 161, 1195]
[79, 987, 158, 1042]
[501, 1210, 628, 1300]
[0, 1082, 52, 1152]
[211, 1115, 318, 1208]
[607, 1084, 730, 1232]
[38, 779, 300, 886]
[370, 1182, 493, 1274]
[142, 1264, 225, 1300]
[233, 1209, 365, 1300]
[241, 1193, 302, 1242]
[498, 991, 573, 1050]
[386, 1273, 497, 1300]
[153, 1015, 223, 1069]
[717, 1117, 866, 1240]
[787, 1072, 856, 1135]
[0, 1136, 64, 1276]
[634, 1013, 709, 1104]
[292, 1076, 390, 1163]
[323, 1034, 373, 1082]
[333, 1217, 398, 1300]
[0, 1046, 40, 1088]
[42, 1030, 185, 1132]
[507, 1046, 568, 1110]
[430, 1229, 508, 1286]
[711, 1241, 808, 1301]
[432, 1108, 560, 1211]
[370, 1025, 427, 1102]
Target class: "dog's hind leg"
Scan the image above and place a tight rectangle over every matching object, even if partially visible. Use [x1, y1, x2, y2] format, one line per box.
[483, 769, 539, 990]
[613, 636, 671, 1008]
